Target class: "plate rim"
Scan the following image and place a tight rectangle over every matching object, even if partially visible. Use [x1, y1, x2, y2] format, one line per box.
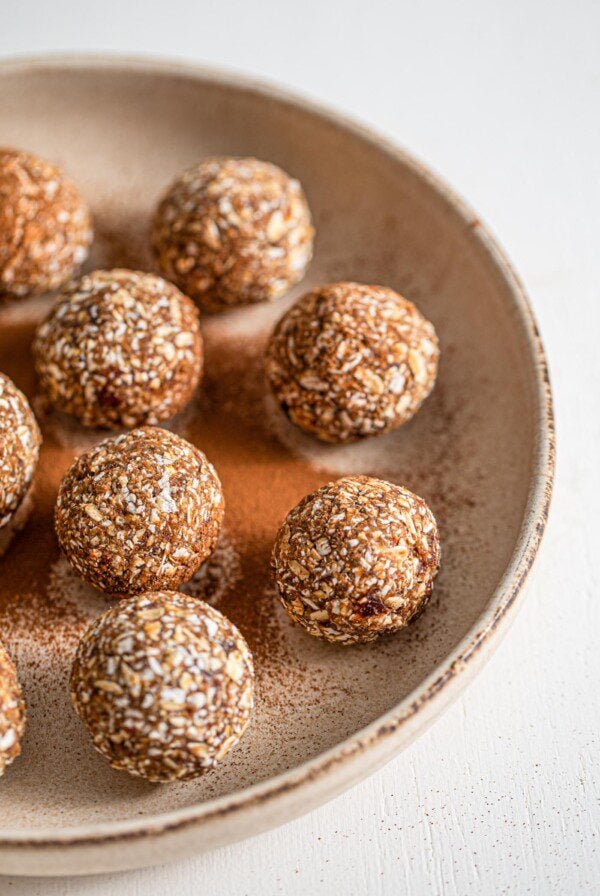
[0, 52, 555, 850]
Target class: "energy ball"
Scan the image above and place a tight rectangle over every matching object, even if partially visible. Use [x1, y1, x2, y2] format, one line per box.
[265, 282, 439, 443]
[55, 427, 224, 596]
[272, 475, 440, 644]
[152, 157, 314, 312]
[0, 641, 26, 777]
[0, 373, 41, 555]
[70, 591, 254, 782]
[33, 269, 203, 429]
[0, 148, 92, 299]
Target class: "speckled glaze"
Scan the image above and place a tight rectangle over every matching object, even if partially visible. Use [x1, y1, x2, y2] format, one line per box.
[0, 56, 554, 876]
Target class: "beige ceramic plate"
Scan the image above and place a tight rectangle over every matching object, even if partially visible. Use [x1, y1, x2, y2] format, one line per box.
[0, 55, 554, 877]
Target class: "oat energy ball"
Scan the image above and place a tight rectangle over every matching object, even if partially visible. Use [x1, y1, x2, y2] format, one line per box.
[70, 591, 254, 781]
[33, 269, 203, 429]
[0, 641, 26, 776]
[0, 148, 92, 299]
[152, 157, 314, 312]
[266, 282, 439, 443]
[0, 373, 41, 552]
[55, 427, 224, 596]
[272, 476, 440, 644]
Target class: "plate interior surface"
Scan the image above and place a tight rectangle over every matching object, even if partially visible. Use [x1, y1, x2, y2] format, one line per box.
[0, 61, 544, 838]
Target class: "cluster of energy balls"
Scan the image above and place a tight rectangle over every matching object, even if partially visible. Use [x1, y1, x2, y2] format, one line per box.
[0, 145, 441, 783]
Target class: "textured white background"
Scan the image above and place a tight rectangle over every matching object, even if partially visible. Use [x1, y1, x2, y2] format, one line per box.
[1, 1, 598, 893]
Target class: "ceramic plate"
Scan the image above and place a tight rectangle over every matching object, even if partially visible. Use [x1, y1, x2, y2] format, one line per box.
[0, 56, 554, 876]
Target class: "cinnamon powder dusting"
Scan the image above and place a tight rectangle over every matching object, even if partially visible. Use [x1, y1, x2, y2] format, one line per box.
[0, 265, 476, 826]
[0, 305, 335, 750]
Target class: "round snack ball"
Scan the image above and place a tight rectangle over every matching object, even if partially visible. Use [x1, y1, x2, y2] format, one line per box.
[272, 475, 440, 644]
[55, 427, 224, 596]
[152, 157, 314, 312]
[33, 269, 203, 429]
[0, 373, 41, 553]
[0, 641, 26, 777]
[70, 591, 254, 781]
[0, 148, 92, 299]
[265, 282, 439, 443]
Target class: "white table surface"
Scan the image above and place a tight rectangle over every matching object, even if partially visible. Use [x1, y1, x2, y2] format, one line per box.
[1, 1, 598, 893]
